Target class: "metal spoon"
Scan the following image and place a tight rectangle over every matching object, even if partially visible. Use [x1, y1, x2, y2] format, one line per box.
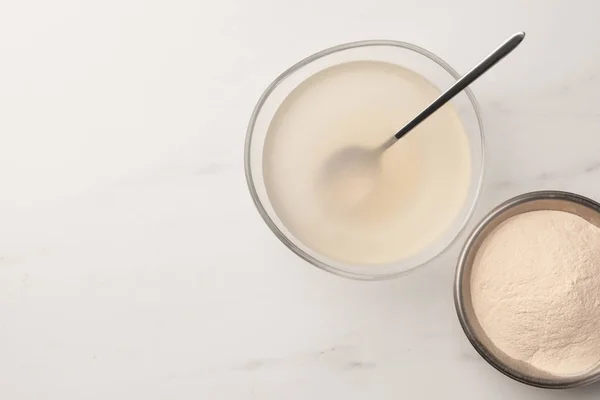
[322, 32, 525, 206]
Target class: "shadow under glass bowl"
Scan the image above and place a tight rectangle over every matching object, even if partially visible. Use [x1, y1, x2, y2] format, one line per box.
[245, 40, 485, 280]
[455, 190, 600, 388]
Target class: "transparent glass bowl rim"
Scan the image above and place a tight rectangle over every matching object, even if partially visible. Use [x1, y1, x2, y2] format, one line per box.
[244, 40, 485, 280]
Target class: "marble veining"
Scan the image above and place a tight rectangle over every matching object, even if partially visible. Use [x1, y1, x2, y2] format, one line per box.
[2, 1, 600, 399]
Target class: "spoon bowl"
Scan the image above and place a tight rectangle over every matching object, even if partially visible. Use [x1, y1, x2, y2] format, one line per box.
[319, 145, 381, 208]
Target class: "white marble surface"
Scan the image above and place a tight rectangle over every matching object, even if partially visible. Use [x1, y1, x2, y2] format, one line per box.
[1, 0, 600, 398]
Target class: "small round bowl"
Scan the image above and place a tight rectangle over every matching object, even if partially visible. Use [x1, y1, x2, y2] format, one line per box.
[245, 40, 485, 280]
[455, 190, 600, 388]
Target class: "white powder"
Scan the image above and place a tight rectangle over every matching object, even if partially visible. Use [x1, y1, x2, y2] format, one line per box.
[471, 210, 600, 376]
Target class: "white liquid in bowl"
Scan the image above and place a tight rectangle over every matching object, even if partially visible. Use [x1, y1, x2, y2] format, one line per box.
[263, 61, 471, 265]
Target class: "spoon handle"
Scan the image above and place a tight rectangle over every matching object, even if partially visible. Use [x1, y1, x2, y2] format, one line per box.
[393, 31, 525, 142]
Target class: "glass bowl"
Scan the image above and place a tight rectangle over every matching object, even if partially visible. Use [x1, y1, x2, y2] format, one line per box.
[245, 40, 485, 280]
